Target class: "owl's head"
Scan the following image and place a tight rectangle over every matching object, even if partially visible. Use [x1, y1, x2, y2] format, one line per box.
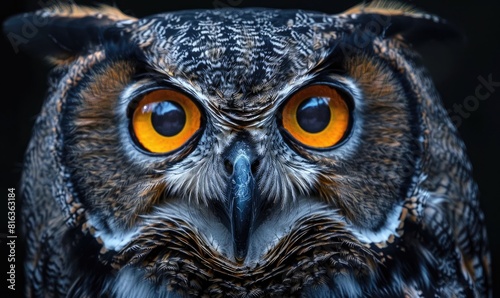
[7, 1, 477, 296]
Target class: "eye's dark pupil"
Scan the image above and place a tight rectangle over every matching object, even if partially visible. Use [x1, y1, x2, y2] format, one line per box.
[151, 101, 186, 137]
[296, 97, 331, 133]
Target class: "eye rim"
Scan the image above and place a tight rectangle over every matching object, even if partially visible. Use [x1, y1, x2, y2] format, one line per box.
[278, 82, 354, 151]
[128, 87, 205, 156]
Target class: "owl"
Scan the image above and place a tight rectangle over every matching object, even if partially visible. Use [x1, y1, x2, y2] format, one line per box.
[4, 1, 491, 297]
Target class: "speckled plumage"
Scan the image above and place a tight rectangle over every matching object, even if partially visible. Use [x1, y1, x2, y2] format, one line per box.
[5, 2, 491, 297]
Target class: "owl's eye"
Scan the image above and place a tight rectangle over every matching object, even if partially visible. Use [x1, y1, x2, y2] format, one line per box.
[281, 84, 351, 149]
[131, 89, 202, 154]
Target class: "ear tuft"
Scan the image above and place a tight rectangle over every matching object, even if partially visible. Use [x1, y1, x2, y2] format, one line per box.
[38, 4, 134, 22]
[341, 0, 465, 47]
[3, 4, 136, 61]
[343, 0, 419, 16]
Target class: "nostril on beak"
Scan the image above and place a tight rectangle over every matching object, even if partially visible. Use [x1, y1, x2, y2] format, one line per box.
[224, 159, 234, 174]
[251, 159, 260, 174]
[224, 153, 259, 175]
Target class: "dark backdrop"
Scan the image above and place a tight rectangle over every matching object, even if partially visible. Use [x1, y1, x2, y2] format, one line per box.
[1, 1, 499, 297]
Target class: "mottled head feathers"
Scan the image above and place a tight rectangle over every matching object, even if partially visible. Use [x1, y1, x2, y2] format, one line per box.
[6, 1, 490, 297]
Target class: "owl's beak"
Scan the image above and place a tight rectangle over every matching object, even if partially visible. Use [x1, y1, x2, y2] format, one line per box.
[228, 153, 256, 262]
[222, 139, 259, 263]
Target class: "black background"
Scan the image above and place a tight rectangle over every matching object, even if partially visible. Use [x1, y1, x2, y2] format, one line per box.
[1, 1, 499, 297]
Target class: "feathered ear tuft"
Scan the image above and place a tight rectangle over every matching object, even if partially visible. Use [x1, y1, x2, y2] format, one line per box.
[341, 0, 464, 47]
[3, 4, 135, 62]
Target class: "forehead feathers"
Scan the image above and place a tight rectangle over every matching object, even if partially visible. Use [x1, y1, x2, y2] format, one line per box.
[128, 9, 349, 99]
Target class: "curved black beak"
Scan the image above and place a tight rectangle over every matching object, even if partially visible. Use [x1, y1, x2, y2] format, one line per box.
[229, 153, 255, 261]
[222, 138, 259, 262]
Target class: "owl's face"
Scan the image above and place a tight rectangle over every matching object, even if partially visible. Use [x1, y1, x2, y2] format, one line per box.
[61, 7, 417, 258]
[8, 2, 491, 297]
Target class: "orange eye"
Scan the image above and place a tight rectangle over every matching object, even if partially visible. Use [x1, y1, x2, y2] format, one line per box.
[132, 89, 201, 154]
[281, 84, 351, 148]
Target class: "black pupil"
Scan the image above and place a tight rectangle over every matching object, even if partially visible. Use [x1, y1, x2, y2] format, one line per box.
[296, 97, 331, 133]
[151, 101, 186, 137]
